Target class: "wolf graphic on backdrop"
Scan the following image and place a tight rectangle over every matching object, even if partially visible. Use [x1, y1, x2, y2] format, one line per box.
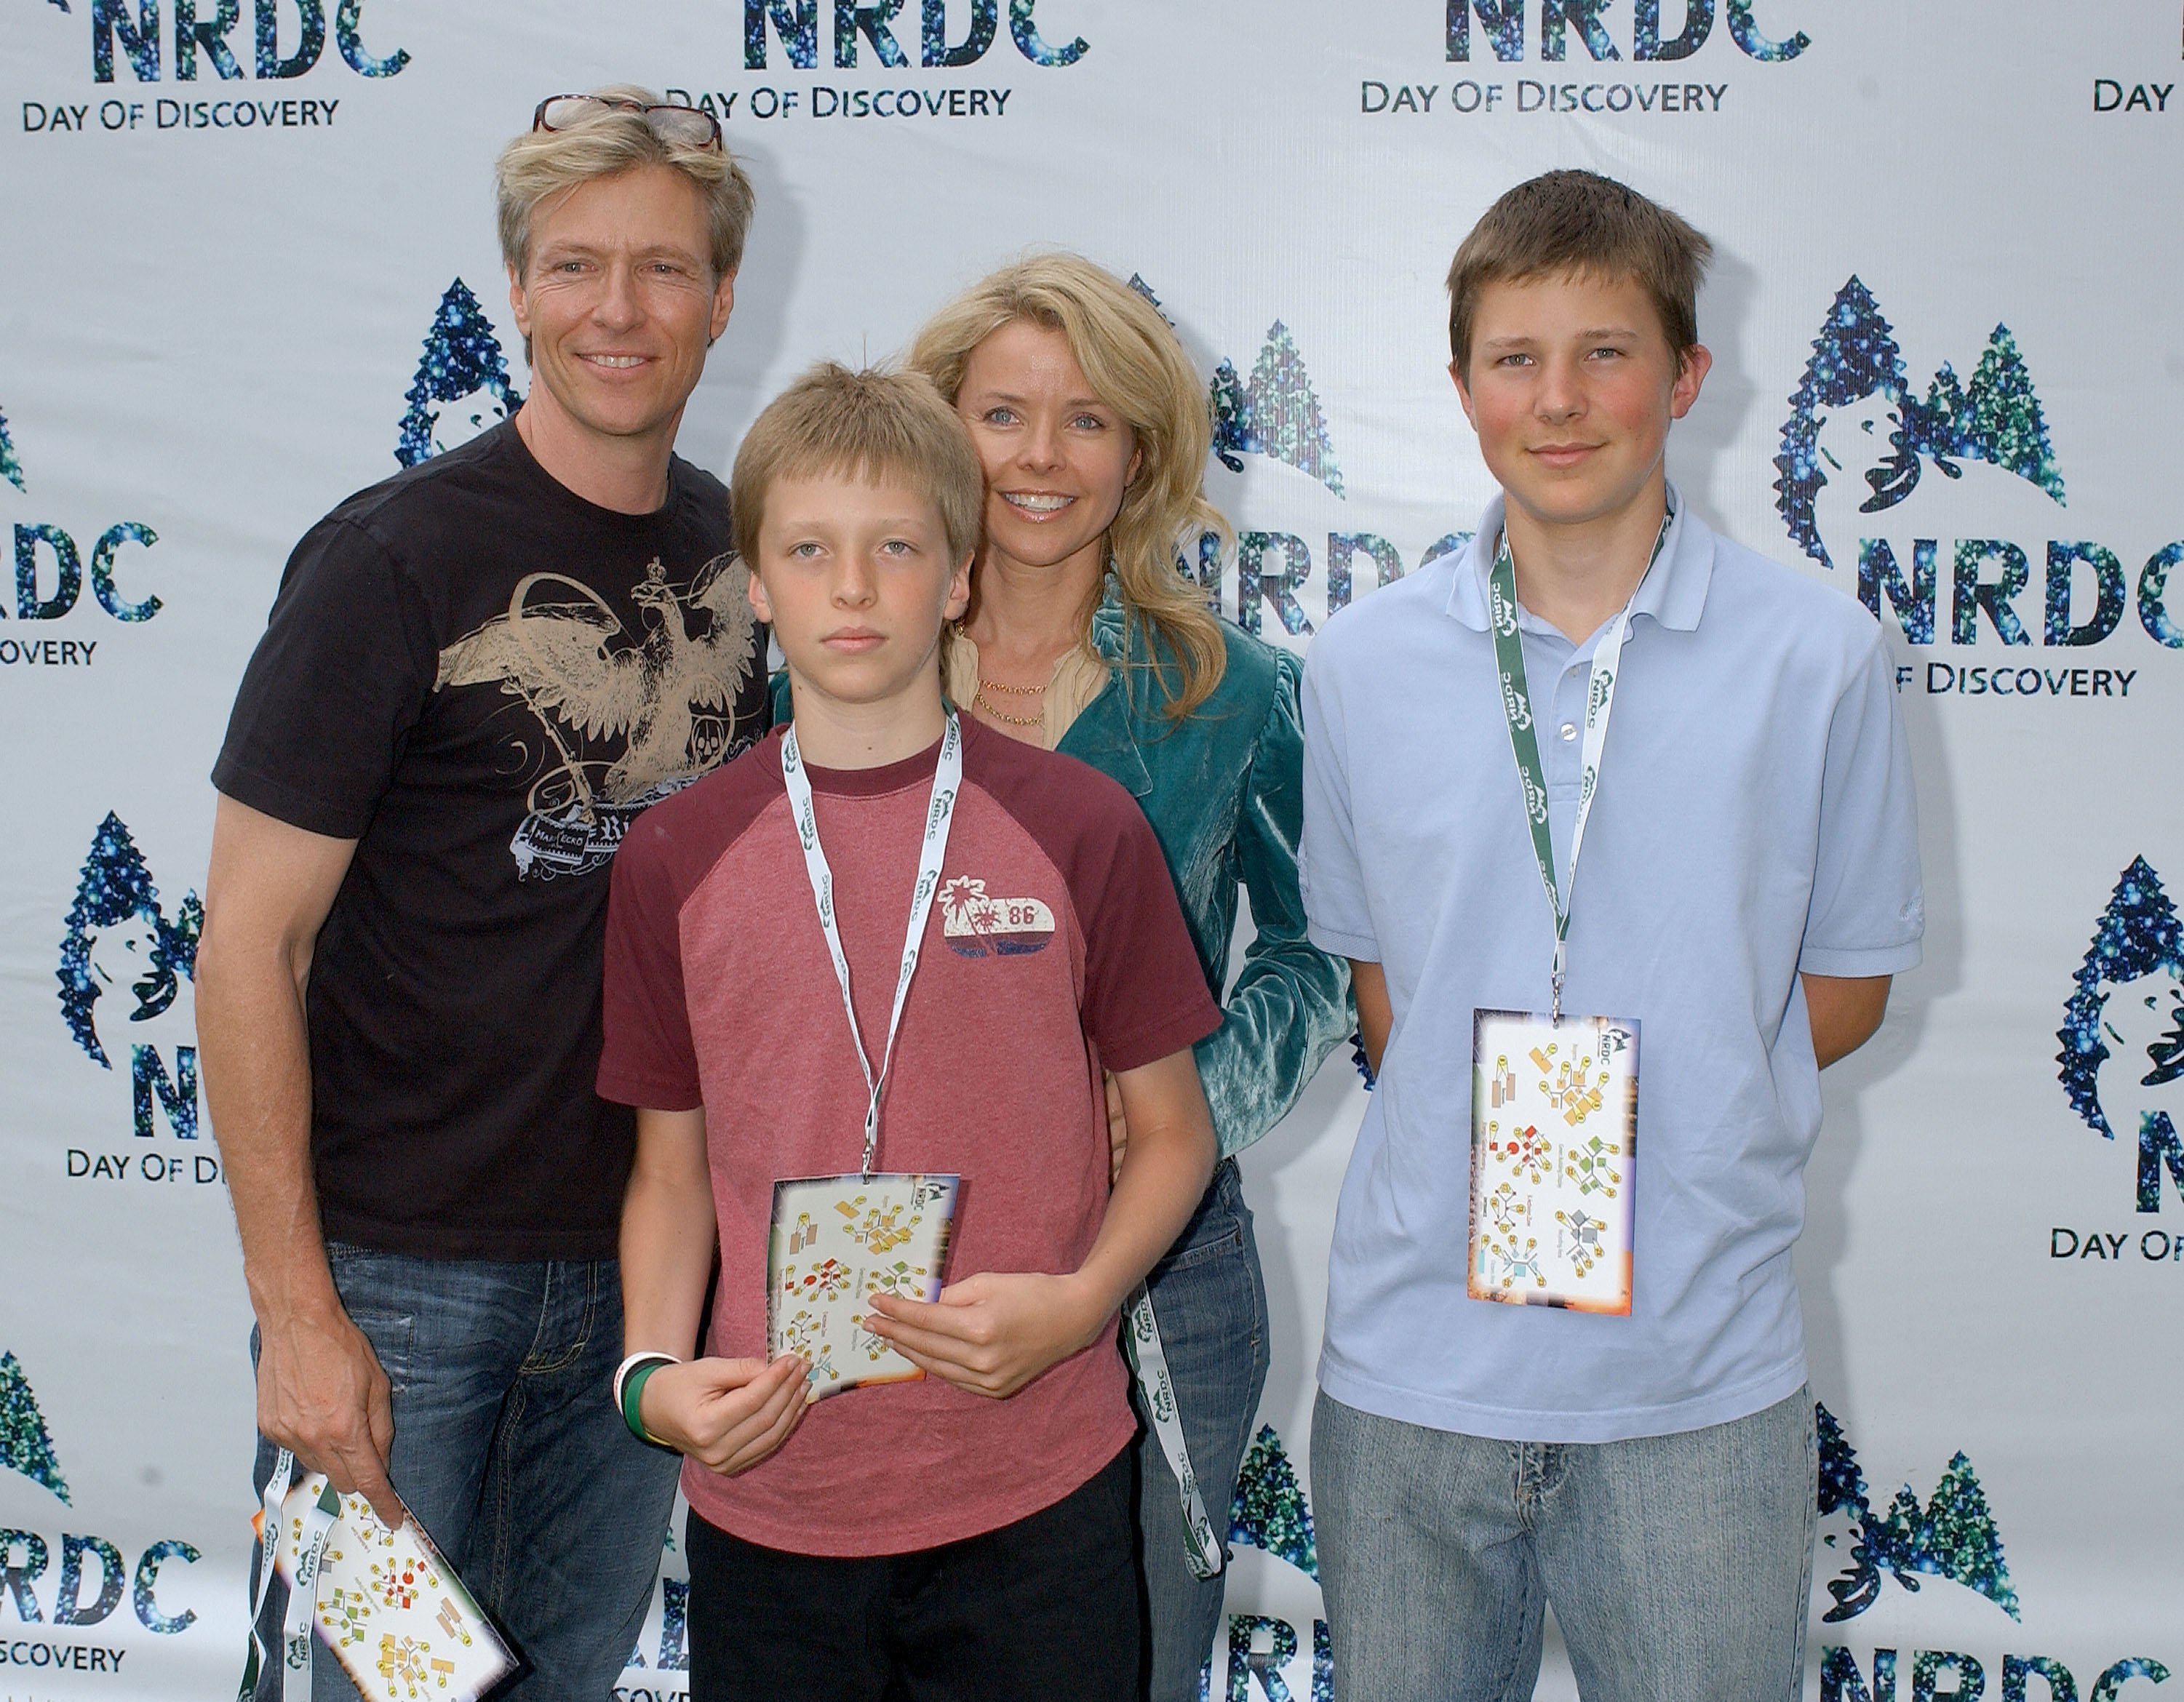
[1814, 1402, 2018, 1625]
[1776, 276, 2066, 583]
[2057, 858, 2184, 1212]
[55, 812, 202, 1143]
[433, 556, 760, 881]
[395, 279, 523, 468]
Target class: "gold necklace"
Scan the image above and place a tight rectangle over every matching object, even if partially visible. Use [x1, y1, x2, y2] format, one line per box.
[973, 682, 1044, 727]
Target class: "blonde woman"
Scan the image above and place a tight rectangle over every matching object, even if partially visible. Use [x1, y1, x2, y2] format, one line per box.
[908, 255, 1353, 1697]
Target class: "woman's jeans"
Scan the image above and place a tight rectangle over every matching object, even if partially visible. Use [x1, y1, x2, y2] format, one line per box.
[1130, 1157, 1272, 1702]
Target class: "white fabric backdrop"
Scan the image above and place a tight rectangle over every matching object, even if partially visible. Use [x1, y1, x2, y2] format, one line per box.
[2, 2, 2180, 1696]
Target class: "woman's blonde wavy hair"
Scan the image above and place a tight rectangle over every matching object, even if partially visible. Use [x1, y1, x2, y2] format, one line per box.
[907, 253, 1231, 718]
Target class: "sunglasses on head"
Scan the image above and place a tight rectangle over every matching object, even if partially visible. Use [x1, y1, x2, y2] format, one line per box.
[531, 94, 722, 151]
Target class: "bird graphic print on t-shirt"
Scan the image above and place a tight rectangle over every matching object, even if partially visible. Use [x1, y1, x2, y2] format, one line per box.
[434, 554, 759, 880]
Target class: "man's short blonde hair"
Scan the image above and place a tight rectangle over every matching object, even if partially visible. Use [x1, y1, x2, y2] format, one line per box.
[494, 85, 755, 280]
[731, 363, 984, 570]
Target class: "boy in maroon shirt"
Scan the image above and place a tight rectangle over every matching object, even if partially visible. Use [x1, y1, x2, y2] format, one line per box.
[599, 363, 1220, 1700]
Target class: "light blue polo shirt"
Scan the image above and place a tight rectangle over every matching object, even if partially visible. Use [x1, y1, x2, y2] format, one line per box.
[1299, 490, 1922, 1442]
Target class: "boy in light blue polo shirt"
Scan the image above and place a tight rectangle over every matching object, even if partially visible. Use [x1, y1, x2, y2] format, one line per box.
[1298, 171, 1922, 1701]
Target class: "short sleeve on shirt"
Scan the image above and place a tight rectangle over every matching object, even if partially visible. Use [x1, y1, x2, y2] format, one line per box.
[597, 819, 704, 1111]
[212, 516, 437, 839]
[1298, 644, 1379, 962]
[1078, 810, 1221, 1073]
[1798, 628, 1925, 978]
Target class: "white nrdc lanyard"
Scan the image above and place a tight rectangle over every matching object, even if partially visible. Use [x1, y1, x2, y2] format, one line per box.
[239, 1448, 340, 1702]
[780, 713, 961, 1179]
[1124, 1285, 1225, 1579]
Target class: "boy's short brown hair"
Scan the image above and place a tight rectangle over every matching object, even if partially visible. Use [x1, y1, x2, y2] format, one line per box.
[1446, 169, 1713, 377]
[730, 362, 985, 570]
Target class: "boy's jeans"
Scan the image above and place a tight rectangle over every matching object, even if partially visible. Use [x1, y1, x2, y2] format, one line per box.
[1313, 1384, 1817, 1702]
[248, 1244, 682, 1701]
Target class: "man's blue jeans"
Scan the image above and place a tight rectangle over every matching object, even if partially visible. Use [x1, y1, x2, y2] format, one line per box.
[1312, 1385, 1817, 1702]
[248, 1245, 682, 1701]
[1130, 1158, 1272, 1702]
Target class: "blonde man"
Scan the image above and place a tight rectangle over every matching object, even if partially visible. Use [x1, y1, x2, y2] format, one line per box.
[200, 90, 763, 1698]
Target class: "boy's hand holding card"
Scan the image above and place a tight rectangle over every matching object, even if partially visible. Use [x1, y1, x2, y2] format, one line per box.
[866, 1268, 1107, 1399]
[638, 1353, 813, 1477]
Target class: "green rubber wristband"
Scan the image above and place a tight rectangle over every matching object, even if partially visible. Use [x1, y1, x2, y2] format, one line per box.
[621, 1357, 674, 1448]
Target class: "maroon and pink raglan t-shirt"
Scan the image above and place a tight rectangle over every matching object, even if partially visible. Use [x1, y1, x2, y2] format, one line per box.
[598, 719, 1221, 1557]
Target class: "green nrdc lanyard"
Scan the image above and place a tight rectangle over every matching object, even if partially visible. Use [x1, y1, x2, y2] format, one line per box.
[1486, 507, 1672, 1024]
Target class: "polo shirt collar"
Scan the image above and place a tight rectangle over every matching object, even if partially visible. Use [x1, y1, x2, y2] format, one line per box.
[1443, 484, 1715, 634]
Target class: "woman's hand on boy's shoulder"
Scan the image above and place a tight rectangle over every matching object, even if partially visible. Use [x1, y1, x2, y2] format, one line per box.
[866, 1272, 1107, 1400]
[639, 1353, 812, 1476]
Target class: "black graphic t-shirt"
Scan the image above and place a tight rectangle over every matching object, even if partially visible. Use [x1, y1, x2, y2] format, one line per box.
[214, 421, 767, 1259]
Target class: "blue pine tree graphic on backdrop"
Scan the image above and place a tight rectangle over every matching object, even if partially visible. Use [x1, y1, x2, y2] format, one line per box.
[1211, 324, 1344, 497]
[2057, 857, 2183, 1139]
[1228, 1424, 1318, 1579]
[1916, 361, 1972, 479]
[1955, 327, 2065, 502]
[1211, 1426, 1331, 1701]
[0, 401, 25, 493]
[0, 1351, 70, 1505]
[395, 279, 523, 468]
[1815, 1401, 2020, 1623]
[1118, 279, 1345, 497]
[1774, 277, 1911, 567]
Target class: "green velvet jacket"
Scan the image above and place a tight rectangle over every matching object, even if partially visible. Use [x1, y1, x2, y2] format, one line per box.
[774, 598, 1353, 1156]
[1061, 597, 1354, 1157]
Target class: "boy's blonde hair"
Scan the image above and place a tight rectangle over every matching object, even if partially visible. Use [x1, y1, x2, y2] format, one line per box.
[494, 85, 756, 281]
[1446, 169, 1713, 377]
[731, 363, 984, 570]
[907, 253, 1231, 719]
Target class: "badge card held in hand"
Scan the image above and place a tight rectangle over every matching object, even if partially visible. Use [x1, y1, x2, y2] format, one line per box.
[769, 1172, 960, 1399]
[271, 1473, 516, 1701]
[1469, 1010, 1640, 1314]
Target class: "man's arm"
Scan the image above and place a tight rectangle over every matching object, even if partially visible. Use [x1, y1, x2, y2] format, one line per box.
[1804, 973, 1892, 1068]
[619, 1106, 808, 1475]
[867, 1047, 1216, 1398]
[196, 796, 403, 1524]
[1351, 959, 1392, 1078]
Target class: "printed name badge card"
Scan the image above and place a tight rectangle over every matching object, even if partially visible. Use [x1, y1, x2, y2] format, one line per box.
[770, 1172, 960, 1399]
[1469, 1010, 1639, 1314]
[271, 1474, 515, 1701]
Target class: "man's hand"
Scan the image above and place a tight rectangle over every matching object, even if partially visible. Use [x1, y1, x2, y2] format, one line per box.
[255, 1305, 401, 1527]
[639, 1354, 811, 1477]
[1104, 1070, 1128, 1184]
[866, 1272, 1105, 1399]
